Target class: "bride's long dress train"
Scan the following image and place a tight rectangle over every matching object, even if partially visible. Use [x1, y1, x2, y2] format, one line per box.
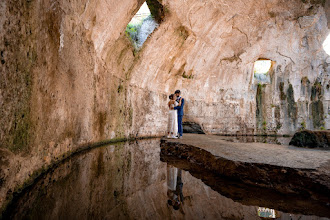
[168, 102, 178, 137]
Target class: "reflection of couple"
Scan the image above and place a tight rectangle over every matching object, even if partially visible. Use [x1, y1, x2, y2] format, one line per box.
[167, 165, 184, 210]
[167, 90, 185, 139]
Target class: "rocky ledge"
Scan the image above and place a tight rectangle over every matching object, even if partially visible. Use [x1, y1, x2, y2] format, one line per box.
[182, 121, 205, 134]
[160, 134, 330, 206]
[289, 130, 330, 148]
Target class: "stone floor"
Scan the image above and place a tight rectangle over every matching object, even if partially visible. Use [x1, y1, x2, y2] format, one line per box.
[164, 134, 330, 170]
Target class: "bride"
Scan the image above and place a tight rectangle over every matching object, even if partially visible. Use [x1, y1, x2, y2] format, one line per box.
[167, 94, 182, 138]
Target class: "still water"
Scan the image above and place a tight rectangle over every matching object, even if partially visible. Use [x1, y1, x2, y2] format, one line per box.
[3, 139, 329, 220]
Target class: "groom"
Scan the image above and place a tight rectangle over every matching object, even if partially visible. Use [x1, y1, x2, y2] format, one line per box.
[174, 90, 184, 138]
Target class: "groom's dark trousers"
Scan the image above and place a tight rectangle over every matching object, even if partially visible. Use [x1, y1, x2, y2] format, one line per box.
[178, 115, 183, 137]
[174, 98, 185, 137]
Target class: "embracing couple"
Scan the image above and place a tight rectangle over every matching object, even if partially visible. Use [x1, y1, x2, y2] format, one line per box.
[167, 90, 184, 139]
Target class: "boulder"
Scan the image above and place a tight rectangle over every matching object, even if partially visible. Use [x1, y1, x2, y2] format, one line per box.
[182, 121, 205, 134]
[289, 130, 330, 148]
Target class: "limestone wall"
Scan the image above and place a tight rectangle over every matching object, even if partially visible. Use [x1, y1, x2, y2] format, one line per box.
[129, 0, 330, 135]
[1, 0, 330, 152]
[0, 0, 166, 155]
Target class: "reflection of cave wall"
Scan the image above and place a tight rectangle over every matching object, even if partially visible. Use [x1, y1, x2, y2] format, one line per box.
[5, 140, 325, 219]
[3, 140, 260, 219]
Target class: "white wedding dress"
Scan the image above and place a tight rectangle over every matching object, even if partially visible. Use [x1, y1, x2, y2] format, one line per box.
[168, 102, 178, 137]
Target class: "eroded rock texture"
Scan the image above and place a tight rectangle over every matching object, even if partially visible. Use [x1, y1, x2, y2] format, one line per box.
[1, 0, 330, 149]
[0, 0, 330, 209]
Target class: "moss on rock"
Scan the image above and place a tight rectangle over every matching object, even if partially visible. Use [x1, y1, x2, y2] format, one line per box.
[311, 80, 323, 101]
[311, 100, 324, 128]
[279, 82, 286, 100]
[310, 81, 324, 128]
[287, 83, 297, 123]
[256, 84, 266, 131]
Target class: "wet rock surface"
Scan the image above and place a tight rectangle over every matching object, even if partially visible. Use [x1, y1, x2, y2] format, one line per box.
[289, 130, 330, 148]
[182, 122, 205, 134]
[164, 134, 330, 169]
[161, 134, 330, 207]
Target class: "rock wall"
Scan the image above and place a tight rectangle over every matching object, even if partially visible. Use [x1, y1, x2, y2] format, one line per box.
[1, 0, 330, 151]
[0, 0, 168, 156]
[0, 0, 330, 210]
[129, 0, 330, 135]
[0, 0, 166, 207]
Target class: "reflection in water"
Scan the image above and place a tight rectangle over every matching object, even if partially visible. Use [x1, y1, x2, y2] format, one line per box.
[258, 207, 276, 218]
[3, 139, 329, 220]
[167, 166, 186, 211]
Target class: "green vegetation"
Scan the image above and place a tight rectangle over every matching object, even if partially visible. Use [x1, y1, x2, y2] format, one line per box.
[262, 121, 267, 131]
[125, 23, 141, 49]
[256, 84, 265, 132]
[311, 100, 324, 128]
[310, 81, 324, 128]
[311, 80, 323, 101]
[163, 5, 170, 14]
[287, 83, 297, 122]
[182, 71, 194, 79]
[300, 121, 306, 130]
[276, 123, 282, 131]
[274, 105, 282, 133]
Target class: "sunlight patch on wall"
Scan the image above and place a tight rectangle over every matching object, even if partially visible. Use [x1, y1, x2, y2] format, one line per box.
[130, 2, 151, 24]
[253, 60, 272, 85]
[254, 60, 272, 74]
[323, 33, 330, 56]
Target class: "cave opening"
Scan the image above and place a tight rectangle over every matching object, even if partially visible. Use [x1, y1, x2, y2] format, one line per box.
[254, 60, 272, 74]
[323, 33, 330, 56]
[125, 0, 164, 50]
[253, 59, 272, 84]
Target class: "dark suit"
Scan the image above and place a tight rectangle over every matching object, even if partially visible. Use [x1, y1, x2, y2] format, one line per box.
[174, 97, 184, 137]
